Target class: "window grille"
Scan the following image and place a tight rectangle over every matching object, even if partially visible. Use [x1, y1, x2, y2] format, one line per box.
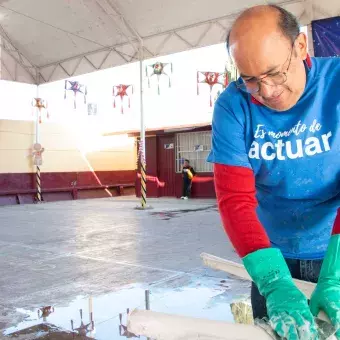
[175, 131, 212, 173]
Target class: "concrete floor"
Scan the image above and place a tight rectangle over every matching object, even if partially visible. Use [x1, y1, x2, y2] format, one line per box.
[0, 197, 248, 339]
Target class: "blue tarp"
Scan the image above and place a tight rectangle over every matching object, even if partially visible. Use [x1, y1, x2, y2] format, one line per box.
[312, 17, 340, 57]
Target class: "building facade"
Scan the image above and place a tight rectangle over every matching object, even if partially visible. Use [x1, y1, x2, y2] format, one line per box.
[134, 124, 215, 198]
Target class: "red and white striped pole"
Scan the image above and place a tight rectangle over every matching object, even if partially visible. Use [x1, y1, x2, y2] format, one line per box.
[139, 45, 147, 209]
[35, 90, 43, 203]
[36, 164, 42, 202]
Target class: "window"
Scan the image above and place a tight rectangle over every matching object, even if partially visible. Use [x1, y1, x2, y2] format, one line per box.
[176, 131, 212, 173]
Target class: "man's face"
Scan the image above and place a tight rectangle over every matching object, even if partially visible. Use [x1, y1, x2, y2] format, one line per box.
[184, 161, 189, 167]
[230, 32, 308, 112]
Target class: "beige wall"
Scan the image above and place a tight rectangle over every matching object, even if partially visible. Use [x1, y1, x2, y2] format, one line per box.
[0, 119, 136, 173]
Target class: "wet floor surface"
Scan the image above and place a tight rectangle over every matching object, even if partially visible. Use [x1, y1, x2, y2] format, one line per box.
[4, 275, 250, 339]
[0, 197, 244, 339]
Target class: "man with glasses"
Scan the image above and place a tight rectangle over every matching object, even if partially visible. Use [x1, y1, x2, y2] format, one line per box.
[207, 4, 340, 340]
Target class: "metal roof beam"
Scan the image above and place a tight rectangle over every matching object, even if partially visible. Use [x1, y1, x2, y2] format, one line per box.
[95, 0, 140, 53]
[105, 0, 143, 43]
[1, 58, 15, 81]
[0, 24, 39, 83]
[37, 0, 305, 84]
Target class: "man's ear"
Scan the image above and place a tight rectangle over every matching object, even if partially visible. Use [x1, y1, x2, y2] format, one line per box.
[296, 32, 308, 60]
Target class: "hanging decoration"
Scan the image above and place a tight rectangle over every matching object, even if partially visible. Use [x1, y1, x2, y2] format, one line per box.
[32, 98, 49, 124]
[38, 306, 54, 321]
[112, 84, 133, 114]
[214, 63, 238, 103]
[64, 80, 87, 109]
[71, 308, 94, 336]
[119, 309, 140, 338]
[32, 143, 45, 167]
[197, 72, 229, 107]
[145, 61, 173, 95]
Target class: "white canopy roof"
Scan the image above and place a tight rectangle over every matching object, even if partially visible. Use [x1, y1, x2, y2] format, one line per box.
[0, 0, 338, 84]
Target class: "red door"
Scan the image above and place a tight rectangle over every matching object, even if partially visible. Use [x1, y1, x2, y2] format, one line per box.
[157, 135, 176, 196]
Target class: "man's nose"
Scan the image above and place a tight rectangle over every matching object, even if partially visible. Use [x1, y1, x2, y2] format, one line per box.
[259, 82, 277, 99]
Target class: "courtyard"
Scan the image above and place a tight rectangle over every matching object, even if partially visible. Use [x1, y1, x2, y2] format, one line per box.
[0, 197, 249, 339]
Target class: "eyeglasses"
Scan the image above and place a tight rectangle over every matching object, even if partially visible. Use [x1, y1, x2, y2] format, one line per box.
[236, 42, 295, 94]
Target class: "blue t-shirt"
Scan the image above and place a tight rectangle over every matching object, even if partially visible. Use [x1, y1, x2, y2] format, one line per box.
[207, 57, 340, 260]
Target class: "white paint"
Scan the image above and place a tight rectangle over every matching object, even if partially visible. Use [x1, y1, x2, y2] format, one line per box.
[305, 137, 323, 156]
[128, 309, 273, 340]
[248, 132, 333, 161]
[248, 141, 260, 159]
[286, 139, 303, 159]
[275, 140, 286, 160]
[261, 142, 276, 161]
[321, 132, 332, 151]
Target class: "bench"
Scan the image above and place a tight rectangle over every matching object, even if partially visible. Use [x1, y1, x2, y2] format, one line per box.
[0, 183, 135, 205]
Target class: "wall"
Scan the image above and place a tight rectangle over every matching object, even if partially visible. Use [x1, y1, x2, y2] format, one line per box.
[174, 173, 215, 198]
[136, 133, 216, 198]
[0, 119, 137, 205]
[36, 42, 231, 136]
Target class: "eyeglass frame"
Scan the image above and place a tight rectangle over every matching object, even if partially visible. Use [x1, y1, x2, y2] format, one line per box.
[235, 38, 297, 94]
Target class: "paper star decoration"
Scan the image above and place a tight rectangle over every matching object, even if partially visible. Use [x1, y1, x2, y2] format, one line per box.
[113, 84, 133, 114]
[32, 98, 49, 124]
[197, 71, 229, 106]
[64, 80, 87, 109]
[146, 61, 173, 95]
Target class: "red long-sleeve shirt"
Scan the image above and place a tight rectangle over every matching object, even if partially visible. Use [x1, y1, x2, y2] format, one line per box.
[332, 208, 340, 236]
[214, 163, 340, 257]
[214, 163, 270, 257]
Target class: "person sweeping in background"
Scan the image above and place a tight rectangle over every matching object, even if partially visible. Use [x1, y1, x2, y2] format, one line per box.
[207, 4, 340, 340]
[181, 159, 196, 199]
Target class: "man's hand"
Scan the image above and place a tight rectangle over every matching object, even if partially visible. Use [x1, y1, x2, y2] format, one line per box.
[243, 248, 319, 340]
[310, 235, 340, 338]
[267, 279, 318, 339]
[310, 281, 340, 338]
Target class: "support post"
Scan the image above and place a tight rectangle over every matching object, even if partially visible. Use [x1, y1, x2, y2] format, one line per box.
[139, 45, 147, 209]
[35, 86, 42, 203]
[0, 36, 2, 79]
[145, 290, 150, 310]
[145, 290, 151, 340]
[36, 164, 42, 202]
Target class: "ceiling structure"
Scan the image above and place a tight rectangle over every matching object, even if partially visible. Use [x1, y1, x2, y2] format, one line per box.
[0, 0, 339, 85]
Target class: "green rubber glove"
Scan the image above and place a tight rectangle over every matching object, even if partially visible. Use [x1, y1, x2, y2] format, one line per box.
[310, 234, 340, 338]
[243, 248, 319, 340]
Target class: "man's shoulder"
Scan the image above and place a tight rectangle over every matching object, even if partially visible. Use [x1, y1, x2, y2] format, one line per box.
[313, 57, 340, 77]
[213, 82, 253, 129]
[214, 82, 251, 122]
[217, 82, 247, 107]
